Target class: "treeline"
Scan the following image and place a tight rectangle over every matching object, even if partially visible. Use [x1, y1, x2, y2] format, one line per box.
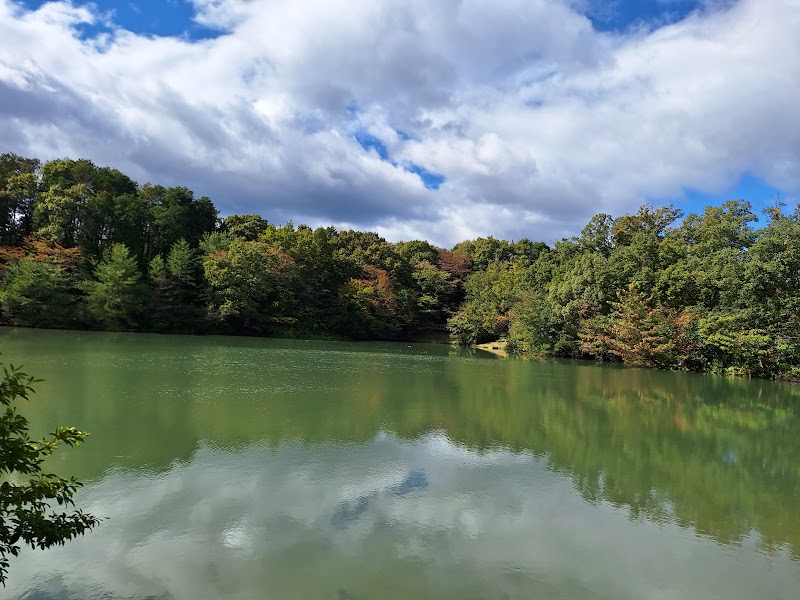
[0, 153, 472, 340]
[449, 202, 800, 379]
[1, 153, 799, 378]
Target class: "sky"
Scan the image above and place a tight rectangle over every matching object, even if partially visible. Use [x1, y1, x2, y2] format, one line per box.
[1, 0, 798, 247]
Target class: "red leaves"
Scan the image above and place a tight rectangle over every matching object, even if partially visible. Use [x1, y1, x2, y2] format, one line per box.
[436, 250, 472, 278]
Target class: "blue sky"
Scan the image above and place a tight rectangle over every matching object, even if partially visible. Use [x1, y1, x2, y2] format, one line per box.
[585, 0, 704, 31]
[1, 0, 797, 245]
[16, 0, 709, 38]
[17, 0, 221, 38]
[683, 174, 782, 220]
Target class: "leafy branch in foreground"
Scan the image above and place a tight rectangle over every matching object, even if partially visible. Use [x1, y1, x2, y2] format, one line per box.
[0, 361, 100, 585]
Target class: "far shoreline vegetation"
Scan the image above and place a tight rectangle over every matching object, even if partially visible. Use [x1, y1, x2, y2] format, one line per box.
[1, 153, 798, 381]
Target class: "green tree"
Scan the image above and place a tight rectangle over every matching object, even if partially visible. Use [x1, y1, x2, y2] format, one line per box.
[741, 206, 800, 333]
[412, 260, 457, 324]
[259, 224, 348, 335]
[32, 183, 89, 247]
[109, 192, 150, 266]
[145, 186, 218, 259]
[162, 239, 202, 331]
[222, 213, 270, 241]
[448, 258, 532, 345]
[78, 167, 138, 259]
[610, 204, 683, 247]
[199, 231, 232, 257]
[203, 238, 296, 333]
[510, 238, 549, 263]
[0, 361, 99, 584]
[452, 236, 512, 271]
[333, 229, 409, 283]
[396, 239, 440, 265]
[577, 213, 614, 257]
[0, 257, 78, 328]
[145, 254, 170, 331]
[448, 300, 507, 345]
[675, 200, 757, 253]
[0, 154, 39, 246]
[84, 243, 143, 329]
[166, 238, 198, 286]
[508, 291, 573, 355]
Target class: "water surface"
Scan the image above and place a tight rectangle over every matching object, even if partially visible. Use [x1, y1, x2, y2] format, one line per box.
[2, 328, 799, 599]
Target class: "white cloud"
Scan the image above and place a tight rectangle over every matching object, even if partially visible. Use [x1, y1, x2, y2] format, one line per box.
[5, 434, 799, 598]
[0, 0, 798, 246]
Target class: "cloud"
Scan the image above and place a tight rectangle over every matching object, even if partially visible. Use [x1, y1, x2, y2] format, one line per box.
[5, 433, 794, 598]
[0, 0, 798, 246]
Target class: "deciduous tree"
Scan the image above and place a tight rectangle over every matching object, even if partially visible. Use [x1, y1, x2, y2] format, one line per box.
[0, 361, 99, 584]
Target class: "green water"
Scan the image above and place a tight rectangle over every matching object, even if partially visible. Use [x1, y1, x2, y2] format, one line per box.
[2, 327, 800, 599]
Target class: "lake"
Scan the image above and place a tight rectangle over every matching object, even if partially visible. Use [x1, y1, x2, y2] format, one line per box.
[2, 327, 799, 599]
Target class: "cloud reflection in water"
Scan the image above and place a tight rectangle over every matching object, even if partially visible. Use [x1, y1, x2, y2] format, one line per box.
[6, 432, 800, 600]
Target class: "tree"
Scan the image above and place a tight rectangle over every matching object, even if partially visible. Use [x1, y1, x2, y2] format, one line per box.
[740, 205, 800, 331]
[0, 361, 99, 584]
[0, 257, 79, 329]
[586, 284, 677, 368]
[160, 239, 202, 331]
[436, 249, 472, 279]
[610, 204, 683, 247]
[203, 238, 296, 333]
[33, 183, 89, 247]
[412, 260, 457, 324]
[452, 236, 512, 271]
[222, 213, 270, 241]
[145, 186, 218, 259]
[395, 239, 440, 265]
[448, 258, 532, 345]
[578, 213, 614, 257]
[166, 238, 198, 287]
[508, 291, 565, 355]
[0, 153, 39, 246]
[199, 231, 231, 257]
[341, 264, 409, 339]
[84, 243, 143, 329]
[675, 200, 757, 253]
[77, 167, 138, 259]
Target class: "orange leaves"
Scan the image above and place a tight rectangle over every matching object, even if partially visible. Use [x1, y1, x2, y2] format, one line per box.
[0, 236, 83, 270]
[0, 245, 25, 268]
[347, 265, 397, 309]
[436, 250, 472, 278]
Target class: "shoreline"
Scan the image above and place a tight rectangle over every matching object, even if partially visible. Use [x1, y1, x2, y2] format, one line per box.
[473, 341, 508, 357]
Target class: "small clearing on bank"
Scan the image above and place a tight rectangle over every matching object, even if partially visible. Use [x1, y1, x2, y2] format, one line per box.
[473, 341, 508, 357]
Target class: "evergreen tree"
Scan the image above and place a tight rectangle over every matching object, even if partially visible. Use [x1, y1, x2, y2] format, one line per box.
[0, 258, 77, 329]
[84, 243, 142, 329]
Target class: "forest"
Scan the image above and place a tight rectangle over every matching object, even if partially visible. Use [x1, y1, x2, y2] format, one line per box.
[1, 152, 798, 379]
